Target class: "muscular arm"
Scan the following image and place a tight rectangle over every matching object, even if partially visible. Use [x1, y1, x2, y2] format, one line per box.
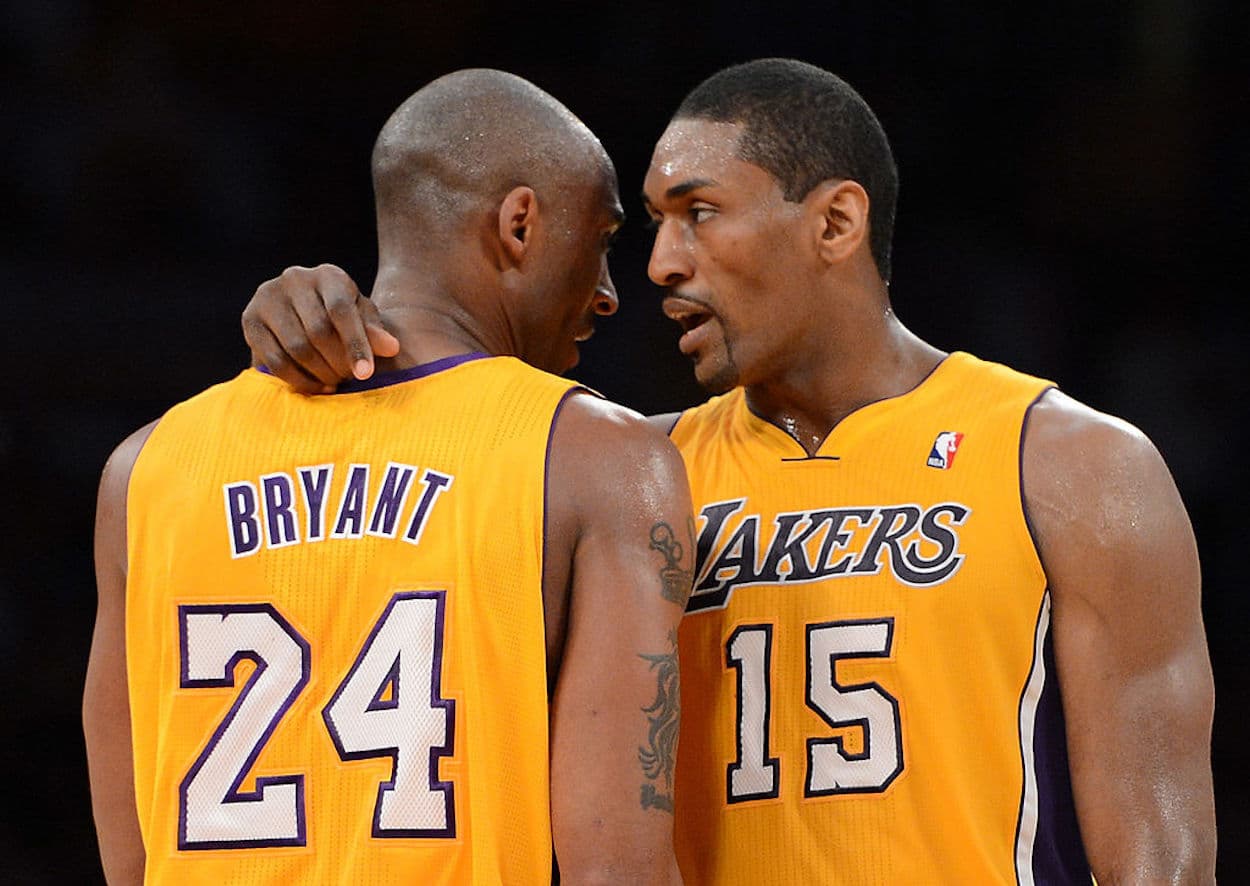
[83, 421, 158, 885]
[544, 394, 692, 884]
[1024, 391, 1215, 883]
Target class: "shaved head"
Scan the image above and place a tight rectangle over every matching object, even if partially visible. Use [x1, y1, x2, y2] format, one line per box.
[364, 69, 624, 375]
[372, 69, 611, 255]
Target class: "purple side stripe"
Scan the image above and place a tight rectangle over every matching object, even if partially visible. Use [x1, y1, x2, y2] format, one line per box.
[541, 386, 593, 690]
[1029, 625, 1091, 883]
[1016, 384, 1088, 882]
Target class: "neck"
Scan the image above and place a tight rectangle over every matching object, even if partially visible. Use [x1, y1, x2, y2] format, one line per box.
[743, 308, 946, 456]
[369, 264, 518, 371]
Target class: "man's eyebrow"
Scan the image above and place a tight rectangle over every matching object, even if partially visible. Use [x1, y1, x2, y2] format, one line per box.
[640, 178, 718, 207]
[668, 178, 717, 199]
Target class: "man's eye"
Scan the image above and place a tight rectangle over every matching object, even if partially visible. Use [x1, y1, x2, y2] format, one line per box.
[690, 207, 715, 224]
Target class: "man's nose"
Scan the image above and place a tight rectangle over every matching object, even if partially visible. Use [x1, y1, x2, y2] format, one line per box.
[593, 264, 618, 316]
[647, 219, 693, 287]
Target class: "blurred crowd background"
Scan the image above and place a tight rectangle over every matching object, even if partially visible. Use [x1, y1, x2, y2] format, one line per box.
[2, 2, 1245, 880]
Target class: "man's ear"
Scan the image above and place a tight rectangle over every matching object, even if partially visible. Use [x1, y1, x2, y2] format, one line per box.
[498, 186, 538, 264]
[809, 179, 869, 266]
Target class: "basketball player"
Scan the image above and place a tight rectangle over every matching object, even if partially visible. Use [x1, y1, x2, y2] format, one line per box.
[83, 70, 691, 884]
[239, 60, 1216, 883]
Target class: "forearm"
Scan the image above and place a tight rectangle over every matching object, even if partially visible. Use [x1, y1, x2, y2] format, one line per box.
[83, 644, 145, 884]
[550, 613, 683, 883]
[1065, 649, 1215, 883]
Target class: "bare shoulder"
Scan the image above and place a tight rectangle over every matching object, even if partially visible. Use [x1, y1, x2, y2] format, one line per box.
[1024, 389, 1175, 524]
[554, 394, 687, 486]
[1025, 388, 1158, 462]
[96, 420, 161, 576]
[101, 421, 161, 492]
[98, 420, 161, 523]
[1022, 388, 1193, 593]
[545, 393, 691, 563]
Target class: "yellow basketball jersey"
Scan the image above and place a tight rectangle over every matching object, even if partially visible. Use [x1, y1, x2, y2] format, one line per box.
[669, 352, 1090, 885]
[125, 354, 576, 884]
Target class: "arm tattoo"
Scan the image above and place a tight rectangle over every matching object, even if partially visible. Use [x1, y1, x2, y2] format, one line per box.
[638, 629, 680, 813]
[649, 521, 694, 607]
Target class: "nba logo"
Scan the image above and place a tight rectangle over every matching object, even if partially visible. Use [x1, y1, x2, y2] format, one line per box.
[927, 431, 964, 469]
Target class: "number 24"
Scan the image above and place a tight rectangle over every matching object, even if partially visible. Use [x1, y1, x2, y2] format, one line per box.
[177, 591, 455, 849]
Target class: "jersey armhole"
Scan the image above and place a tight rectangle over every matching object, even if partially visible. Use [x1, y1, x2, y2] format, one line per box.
[1017, 384, 1058, 588]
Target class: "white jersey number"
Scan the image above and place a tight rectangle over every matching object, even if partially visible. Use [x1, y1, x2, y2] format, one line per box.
[322, 593, 455, 837]
[178, 592, 454, 849]
[179, 605, 309, 848]
[726, 618, 903, 803]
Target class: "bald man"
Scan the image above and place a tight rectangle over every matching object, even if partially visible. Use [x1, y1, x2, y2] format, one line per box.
[83, 70, 690, 884]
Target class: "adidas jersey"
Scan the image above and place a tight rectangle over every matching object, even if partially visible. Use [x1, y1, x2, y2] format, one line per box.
[125, 353, 576, 884]
[668, 352, 1090, 885]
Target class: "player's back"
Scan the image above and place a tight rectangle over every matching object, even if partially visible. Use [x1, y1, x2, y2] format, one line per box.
[125, 353, 575, 884]
[669, 352, 1090, 885]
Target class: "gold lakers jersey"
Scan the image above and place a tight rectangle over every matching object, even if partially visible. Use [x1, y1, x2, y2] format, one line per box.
[126, 353, 575, 884]
[669, 352, 1089, 885]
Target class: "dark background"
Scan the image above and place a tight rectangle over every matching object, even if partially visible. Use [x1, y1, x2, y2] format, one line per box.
[3, 2, 1245, 881]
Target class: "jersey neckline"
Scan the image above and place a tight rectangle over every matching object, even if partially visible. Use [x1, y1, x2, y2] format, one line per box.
[736, 351, 963, 459]
[252, 351, 492, 392]
[331, 351, 492, 393]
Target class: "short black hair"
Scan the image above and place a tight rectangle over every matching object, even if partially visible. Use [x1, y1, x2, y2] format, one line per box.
[675, 58, 899, 282]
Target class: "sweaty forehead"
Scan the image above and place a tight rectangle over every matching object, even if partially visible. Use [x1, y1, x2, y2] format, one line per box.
[645, 119, 745, 189]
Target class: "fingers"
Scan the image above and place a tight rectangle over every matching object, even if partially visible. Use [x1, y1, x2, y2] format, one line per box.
[293, 264, 373, 382]
[321, 275, 387, 380]
[242, 264, 377, 391]
[289, 282, 358, 383]
[360, 298, 401, 362]
[242, 318, 336, 395]
[244, 273, 341, 390]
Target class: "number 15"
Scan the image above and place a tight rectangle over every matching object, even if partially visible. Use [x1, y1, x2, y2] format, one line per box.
[725, 618, 904, 803]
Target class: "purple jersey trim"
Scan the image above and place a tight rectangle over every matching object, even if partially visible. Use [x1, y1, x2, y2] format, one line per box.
[1014, 384, 1088, 880]
[1017, 384, 1057, 558]
[256, 352, 490, 389]
[333, 351, 490, 393]
[1028, 622, 1091, 882]
[540, 386, 592, 694]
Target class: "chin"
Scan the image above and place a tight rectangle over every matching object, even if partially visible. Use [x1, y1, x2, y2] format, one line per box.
[694, 360, 738, 395]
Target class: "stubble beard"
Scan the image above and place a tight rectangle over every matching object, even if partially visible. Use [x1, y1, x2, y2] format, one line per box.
[695, 340, 740, 396]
